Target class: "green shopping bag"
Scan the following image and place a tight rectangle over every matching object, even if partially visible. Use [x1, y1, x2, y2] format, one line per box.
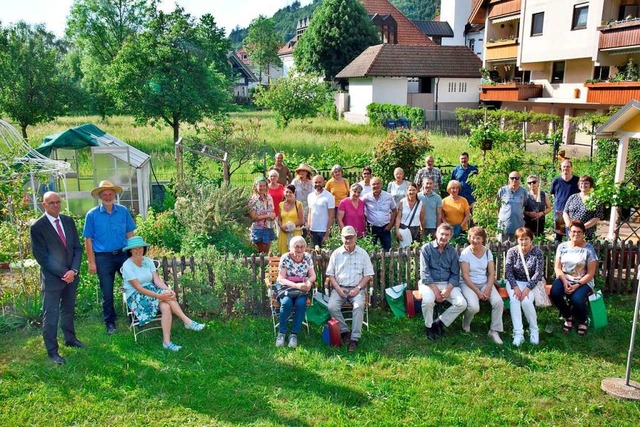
[588, 290, 608, 330]
[385, 284, 408, 318]
[307, 293, 331, 326]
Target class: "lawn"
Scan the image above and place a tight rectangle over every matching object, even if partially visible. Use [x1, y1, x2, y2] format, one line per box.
[1, 295, 639, 426]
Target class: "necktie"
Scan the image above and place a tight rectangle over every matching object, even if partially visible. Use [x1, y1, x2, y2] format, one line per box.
[55, 218, 67, 247]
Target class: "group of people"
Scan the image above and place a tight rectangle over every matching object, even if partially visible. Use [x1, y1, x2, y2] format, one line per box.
[31, 181, 204, 365]
[273, 220, 598, 351]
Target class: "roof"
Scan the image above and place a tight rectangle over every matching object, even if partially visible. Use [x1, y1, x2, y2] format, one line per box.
[335, 44, 482, 79]
[469, 0, 487, 25]
[412, 20, 454, 38]
[228, 52, 258, 82]
[361, 0, 434, 45]
[596, 99, 640, 137]
[37, 124, 150, 168]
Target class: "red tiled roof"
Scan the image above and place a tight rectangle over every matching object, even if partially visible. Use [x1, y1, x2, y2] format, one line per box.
[360, 0, 434, 45]
[335, 44, 482, 78]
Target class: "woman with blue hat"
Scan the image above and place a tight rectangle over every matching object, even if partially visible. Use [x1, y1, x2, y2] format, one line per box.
[121, 236, 205, 351]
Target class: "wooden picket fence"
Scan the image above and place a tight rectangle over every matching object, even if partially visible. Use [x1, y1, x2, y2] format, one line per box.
[154, 240, 638, 315]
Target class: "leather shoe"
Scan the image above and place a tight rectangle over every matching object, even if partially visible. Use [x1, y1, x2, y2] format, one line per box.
[433, 319, 445, 337]
[340, 331, 351, 345]
[425, 326, 436, 341]
[106, 324, 116, 334]
[65, 340, 85, 348]
[347, 340, 358, 352]
[48, 353, 66, 365]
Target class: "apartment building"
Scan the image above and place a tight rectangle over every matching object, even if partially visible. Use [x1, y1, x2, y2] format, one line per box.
[472, 0, 640, 143]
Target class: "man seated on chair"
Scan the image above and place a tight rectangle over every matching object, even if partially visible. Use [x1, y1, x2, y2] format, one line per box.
[419, 223, 467, 341]
[326, 226, 374, 352]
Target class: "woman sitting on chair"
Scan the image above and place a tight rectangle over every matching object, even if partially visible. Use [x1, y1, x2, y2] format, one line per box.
[121, 236, 205, 352]
[275, 235, 316, 348]
[551, 220, 598, 336]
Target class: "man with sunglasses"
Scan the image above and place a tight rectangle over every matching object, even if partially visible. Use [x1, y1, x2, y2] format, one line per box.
[497, 172, 528, 243]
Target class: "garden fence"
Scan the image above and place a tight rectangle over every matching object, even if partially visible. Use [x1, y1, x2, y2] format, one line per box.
[155, 240, 639, 316]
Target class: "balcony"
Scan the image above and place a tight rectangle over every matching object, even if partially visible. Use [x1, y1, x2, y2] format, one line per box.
[585, 81, 640, 104]
[485, 38, 518, 61]
[480, 83, 543, 102]
[598, 19, 640, 50]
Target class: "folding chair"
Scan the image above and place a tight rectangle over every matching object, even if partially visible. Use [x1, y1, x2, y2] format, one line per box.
[324, 276, 373, 331]
[120, 261, 163, 342]
[264, 256, 314, 336]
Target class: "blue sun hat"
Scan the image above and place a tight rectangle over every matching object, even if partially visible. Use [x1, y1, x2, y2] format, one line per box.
[122, 236, 150, 251]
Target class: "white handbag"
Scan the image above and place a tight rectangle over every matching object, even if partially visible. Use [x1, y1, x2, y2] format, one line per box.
[517, 246, 551, 308]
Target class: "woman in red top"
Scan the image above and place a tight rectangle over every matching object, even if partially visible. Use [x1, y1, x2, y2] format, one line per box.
[268, 170, 285, 217]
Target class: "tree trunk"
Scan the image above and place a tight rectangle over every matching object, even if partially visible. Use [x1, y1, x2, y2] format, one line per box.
[173, 122, 180, 143]
[20, 124, 28, 141]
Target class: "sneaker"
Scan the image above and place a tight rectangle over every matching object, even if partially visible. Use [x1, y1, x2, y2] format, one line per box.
[512, 335, 525, 347]
[487, 330, 503, 345]
[347, 340, 358, 352]
[275, 333, 286, 347]
[425, 326, 436, 341]
[163, 341, 181, 352]
[462, 324, 471, 333]
[288, 334, 298, 348]
[185, 320, 205, 331]
[530, 329, 539, 345]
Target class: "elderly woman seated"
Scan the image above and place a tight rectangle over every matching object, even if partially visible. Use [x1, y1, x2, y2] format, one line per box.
[121, 236, 205, 352]
[551, 220, 598, 336]
[275, 236, 316, 348]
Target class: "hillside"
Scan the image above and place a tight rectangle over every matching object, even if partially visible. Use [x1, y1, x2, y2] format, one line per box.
[229, 0, 439, 49]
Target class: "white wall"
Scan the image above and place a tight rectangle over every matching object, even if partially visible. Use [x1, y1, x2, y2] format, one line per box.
[437, 78, 481, 103]
[280, 54, 295, 77]
[520, 0, 604, 64]
[466, 29, 485, 61]
[372, 77, 408, 105]
[348, 78, 374, 115]
[441, 0, 473, 46]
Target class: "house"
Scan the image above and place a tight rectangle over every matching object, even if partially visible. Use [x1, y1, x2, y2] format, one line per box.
[228, 52, 258, 101]
[412, 20, 454, 45]
[472, 0, 640, 143]
[335, 44, 482, 124]
[278, 0, 434, 77]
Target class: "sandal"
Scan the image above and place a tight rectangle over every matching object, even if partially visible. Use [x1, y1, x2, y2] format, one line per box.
[577, 323, 588, 336]
[163, 341, 182, 352]
[562, 318, 573, 333]
[185, 320, 205, 331]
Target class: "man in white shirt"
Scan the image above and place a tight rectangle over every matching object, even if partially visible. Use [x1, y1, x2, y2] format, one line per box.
[307, 175, 335, 248]
[326, 226, 374, 352]
[362, 177, 397, 251]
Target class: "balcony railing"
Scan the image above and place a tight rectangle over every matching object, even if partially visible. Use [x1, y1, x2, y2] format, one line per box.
[480, 83, 543, 102]
[598, 19, 640, 50]
[485, 38, 518, 61]
[585, 81, 640, 104]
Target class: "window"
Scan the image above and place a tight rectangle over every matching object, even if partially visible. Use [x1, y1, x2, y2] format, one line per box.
[619, 5, 639, 21]
[531, 12, 544, 36]
[458, 82, 467, 92]
[469, 39, 475, 51]
[419, 77, 433, 94]
[593, 66, 610, 81]
[572, 5, 588, 30]
[448, 82, 456, 93]
[552, 61, 565, 83]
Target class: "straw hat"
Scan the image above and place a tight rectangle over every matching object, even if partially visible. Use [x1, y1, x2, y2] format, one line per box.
[295, 163, 314, 176]
[341, 226, 357, 237]
[122, 236, 150, 251]
[91, 180, 123, 198]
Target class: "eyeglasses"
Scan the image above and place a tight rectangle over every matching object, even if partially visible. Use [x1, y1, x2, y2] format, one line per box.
[569, 230, 584, 234]
[527, 181, 537, 185]
[509, 176, 520, 181]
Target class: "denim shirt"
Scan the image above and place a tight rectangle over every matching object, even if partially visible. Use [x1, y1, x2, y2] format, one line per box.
[420, 241, 460, 286]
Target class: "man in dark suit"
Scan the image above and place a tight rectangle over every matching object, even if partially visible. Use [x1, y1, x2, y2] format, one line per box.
[30, 191, 83, 365]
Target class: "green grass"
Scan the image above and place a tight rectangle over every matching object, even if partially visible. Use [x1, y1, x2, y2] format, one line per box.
[2, 296, 639, 426]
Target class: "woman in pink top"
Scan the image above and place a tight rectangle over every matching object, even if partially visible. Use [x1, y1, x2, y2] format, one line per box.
[337, 183, 366, 237]
[267, 170, 285, 217]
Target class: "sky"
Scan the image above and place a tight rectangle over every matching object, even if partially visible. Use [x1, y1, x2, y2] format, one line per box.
[0, 0, 313, 37]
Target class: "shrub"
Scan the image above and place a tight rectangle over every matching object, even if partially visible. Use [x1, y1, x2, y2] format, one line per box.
[371, 130, 431, 182]
[366, 103, 425, 128]
[135, 209, 183, 253]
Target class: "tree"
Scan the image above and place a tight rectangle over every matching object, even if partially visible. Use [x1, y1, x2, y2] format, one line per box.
[243, 15, 282, 84]
[253, 71, 330, 127]
[293, 0, 379, 80]
[0, 22, 67, 140]
[108, 6, 231, 142]
[66, 0, 151, 116]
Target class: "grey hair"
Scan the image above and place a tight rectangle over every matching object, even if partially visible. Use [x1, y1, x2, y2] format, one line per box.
[289, 235, 307, 252]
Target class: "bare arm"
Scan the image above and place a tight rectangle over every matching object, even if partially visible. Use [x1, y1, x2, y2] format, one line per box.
[337, 208, 346, 229]
[85, 237, 96, 274]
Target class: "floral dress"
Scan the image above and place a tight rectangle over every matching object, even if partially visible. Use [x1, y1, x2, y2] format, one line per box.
[563, 194, 604, 241]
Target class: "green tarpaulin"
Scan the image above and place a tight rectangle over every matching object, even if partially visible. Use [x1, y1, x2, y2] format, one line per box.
[36, 124, 106, 157]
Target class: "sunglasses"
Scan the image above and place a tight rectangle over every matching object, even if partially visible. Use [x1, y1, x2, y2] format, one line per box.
[527, 181, 537, 185]
[509, 176, 520, 180]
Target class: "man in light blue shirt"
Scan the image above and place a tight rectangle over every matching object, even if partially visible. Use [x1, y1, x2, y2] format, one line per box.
[497, 172, 528, 243]
[83, 180, 136, 334]
[417, 176, 442, 239]
[419, 223, 466, 340]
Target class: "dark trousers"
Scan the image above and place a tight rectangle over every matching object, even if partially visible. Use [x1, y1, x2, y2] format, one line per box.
[95, 251, 128, 325]
[310, 231, 326, 248]
[43, 283, 78, 355]
[550, 278, 592, 324]
[371, 224, 392, 251]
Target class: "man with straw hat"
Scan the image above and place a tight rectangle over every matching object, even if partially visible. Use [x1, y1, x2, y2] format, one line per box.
[83, 180, 136, 334]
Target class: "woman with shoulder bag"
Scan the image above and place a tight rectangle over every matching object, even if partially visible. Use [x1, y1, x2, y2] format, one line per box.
[395, 182, 425, 248]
